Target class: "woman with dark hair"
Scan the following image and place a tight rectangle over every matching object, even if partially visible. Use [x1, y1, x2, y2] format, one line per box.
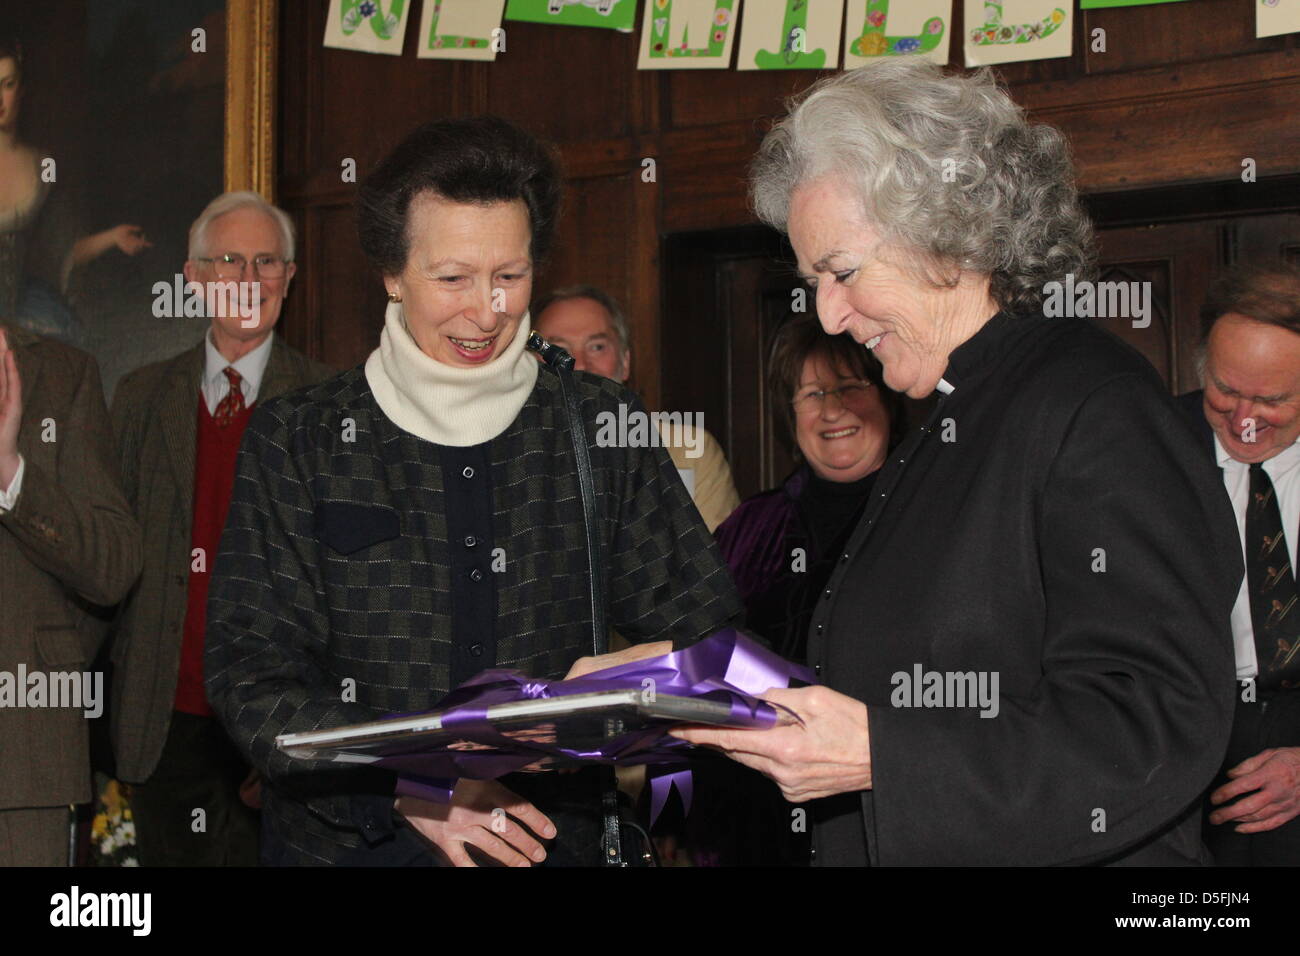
[0, 34, 150, 344]
[204, 116, 741, 866]
[716, 312, 901, 663]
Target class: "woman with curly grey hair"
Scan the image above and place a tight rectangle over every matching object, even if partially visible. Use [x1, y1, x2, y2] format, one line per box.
[676, 58, 1242, 866]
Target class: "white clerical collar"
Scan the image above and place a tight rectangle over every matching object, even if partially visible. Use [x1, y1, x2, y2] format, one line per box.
[204, 328, 274, 398]
[364, 301, 539, 447]
[936, 378, 955, 395]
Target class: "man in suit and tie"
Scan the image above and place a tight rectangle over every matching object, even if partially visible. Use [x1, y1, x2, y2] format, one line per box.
[110, 191, 333, 866]
[1179, 261, 1300, 865]
[0, 324, 142, 866]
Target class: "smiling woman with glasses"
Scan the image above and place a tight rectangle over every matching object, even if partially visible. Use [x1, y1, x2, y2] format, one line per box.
[718, 311, 901, 666]
[695, 312, 900, 866]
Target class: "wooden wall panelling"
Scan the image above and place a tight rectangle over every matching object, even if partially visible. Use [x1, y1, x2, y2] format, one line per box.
[1079, 0, 1283, 76]
[1037, 71, 1300, 192]
[542, 175, 633, 321]
[1095, 220, 1224, 395]
[1231, 213, 1300, 268]
[485, 23, 635, 142]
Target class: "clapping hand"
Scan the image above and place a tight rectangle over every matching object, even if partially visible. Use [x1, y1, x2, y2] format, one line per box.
[0, 328, 22, 490]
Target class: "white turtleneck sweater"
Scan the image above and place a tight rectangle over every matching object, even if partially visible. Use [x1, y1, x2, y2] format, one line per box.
[365, 302, 540, 447]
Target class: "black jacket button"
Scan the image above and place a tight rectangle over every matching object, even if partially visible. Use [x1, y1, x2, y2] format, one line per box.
[469, 568, 483, 582]
[462, 466, 475, 479]
[464, 535, 477, 548]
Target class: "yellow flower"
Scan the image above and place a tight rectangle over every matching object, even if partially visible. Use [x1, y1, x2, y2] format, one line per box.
[102, 780, 123, 815]
[92, 814, 108, 839]
[860, 33, 888, 56]
[1051, 10, 1063, 24]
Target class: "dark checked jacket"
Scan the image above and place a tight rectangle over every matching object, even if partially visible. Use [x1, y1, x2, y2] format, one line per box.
[205, 363, 743, 865]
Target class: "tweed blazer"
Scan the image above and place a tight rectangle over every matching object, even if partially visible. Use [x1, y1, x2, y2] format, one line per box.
[0, 325, 142, 808]
[108, 334, 334, 783]
[205, 363, 743, 864]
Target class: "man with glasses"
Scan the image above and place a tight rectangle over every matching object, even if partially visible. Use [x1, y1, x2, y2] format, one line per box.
[108, 192, 333, 866]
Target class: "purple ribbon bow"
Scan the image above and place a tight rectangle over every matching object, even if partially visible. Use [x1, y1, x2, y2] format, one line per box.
[388, 628, 814, 825]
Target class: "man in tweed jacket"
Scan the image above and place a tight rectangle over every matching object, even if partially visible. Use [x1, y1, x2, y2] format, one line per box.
[205, 360, 742, 865]
[109, 192, 333, 865]
[0, 324, 142, 865]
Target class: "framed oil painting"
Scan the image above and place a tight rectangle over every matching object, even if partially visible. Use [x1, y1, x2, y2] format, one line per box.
[3, 0, 276, 398]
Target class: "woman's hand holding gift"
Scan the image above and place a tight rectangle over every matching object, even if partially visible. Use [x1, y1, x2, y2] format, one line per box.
[396, 778, 556, 867]
[563, 639, 673, 681]
[671, 685, 873, 802]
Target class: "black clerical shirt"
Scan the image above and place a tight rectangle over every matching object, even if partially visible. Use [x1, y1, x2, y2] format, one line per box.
[806, 311, 1241, 866]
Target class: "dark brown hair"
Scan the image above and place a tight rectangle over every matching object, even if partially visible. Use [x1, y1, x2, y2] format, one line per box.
[357, 116, 562, 277]
[1200, 261, 1300, 340]
[0, 33, 23, 73]
[767, 312, 904, 457]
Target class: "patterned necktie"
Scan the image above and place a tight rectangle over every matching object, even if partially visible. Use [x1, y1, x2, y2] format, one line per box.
[1246, 463, 1300, 689]
[213, 366, 246, 427]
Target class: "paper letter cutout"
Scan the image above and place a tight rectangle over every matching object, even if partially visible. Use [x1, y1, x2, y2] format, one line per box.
[505, 0, 637, 32]
[1257, 0, 1300, 39]
[638, 0, 741, 70]
[740, 0, 845, 71]
[418, 0, 508, 60]
[963, 0, 1072, 66]
[844, 0, 948, 64]
[324, 0, 412, 56]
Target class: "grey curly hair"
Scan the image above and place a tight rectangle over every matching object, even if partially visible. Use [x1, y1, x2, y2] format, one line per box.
[750, 58, 1096, 314]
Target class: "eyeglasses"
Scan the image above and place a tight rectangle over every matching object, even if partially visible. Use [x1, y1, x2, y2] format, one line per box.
[791, 381, 874, 412]
[196, 253, 290, 280]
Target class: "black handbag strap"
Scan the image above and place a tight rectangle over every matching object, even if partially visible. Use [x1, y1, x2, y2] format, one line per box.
[528, 332, 625, 865]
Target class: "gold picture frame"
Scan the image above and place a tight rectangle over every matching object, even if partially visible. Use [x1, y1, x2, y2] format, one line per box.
[224, 0, 278, 199]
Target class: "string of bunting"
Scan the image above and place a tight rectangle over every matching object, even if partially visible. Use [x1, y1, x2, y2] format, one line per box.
[323, 1, 1300, 67]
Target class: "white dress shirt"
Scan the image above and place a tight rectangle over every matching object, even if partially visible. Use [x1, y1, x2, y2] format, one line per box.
[202, 330, 275, 415]
[1216, 434, 1300, 679]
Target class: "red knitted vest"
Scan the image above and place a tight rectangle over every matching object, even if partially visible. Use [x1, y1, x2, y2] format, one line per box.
[174, 394, 256, 715]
